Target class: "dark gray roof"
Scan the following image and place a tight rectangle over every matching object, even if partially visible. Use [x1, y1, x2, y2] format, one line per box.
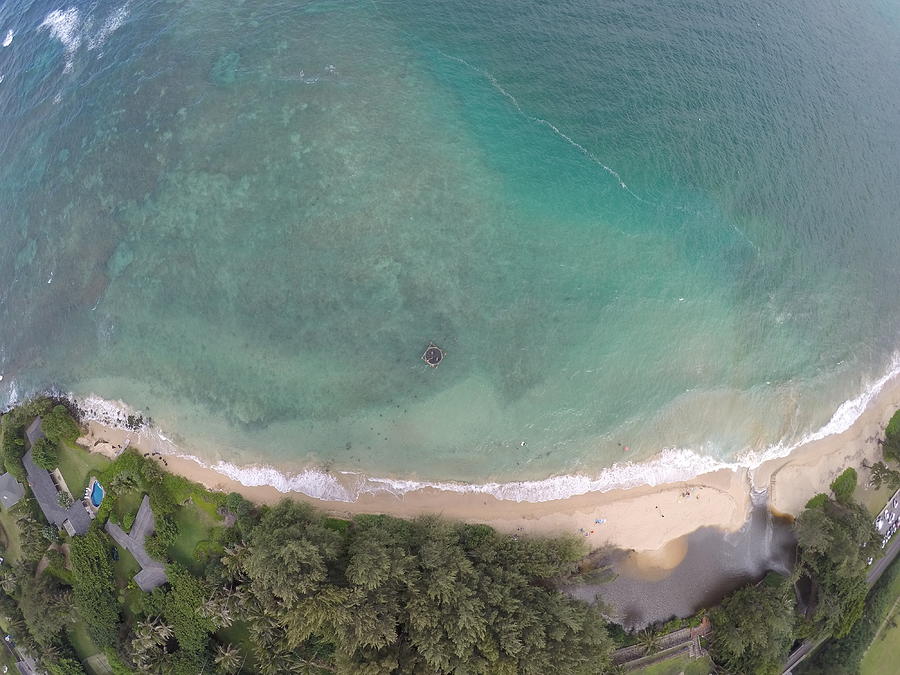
[134, 567, 168, 592]
[22, 450, 91, 535]
[0, 473, 24, 508]
[24, 417, 43, 447]
[105, 495, 167, 591]
[23, 450, 67, 526]
[64, 500, 92, 534]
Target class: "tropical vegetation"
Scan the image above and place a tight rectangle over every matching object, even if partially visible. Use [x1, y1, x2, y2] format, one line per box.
[0, 398, 616, 674]
[1, 396, 898, 674]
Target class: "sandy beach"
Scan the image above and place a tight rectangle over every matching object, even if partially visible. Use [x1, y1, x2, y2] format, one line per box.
[75, 374, 900, 560]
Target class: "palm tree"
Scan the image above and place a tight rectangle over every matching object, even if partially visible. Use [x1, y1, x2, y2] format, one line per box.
[109, 471, 138, 493]
[214, 643, 243, 674]
[0, 573, 17, 595]
[154, 622, 174, 646]
[200, 595, 234, 629]
[40, 643, 61, 664]
[6, 615, 25, 635]
[637, 628, 660, 655]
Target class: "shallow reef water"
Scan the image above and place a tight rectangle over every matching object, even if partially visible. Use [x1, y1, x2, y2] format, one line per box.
[0, 0, 899, 492]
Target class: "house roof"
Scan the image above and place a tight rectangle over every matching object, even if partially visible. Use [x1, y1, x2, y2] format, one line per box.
[24, 417, 44, 447]
[22, 450, 91, 536]
[105, 495, 168, 591]
[134, 566, 168, 592]
[23, 449, 68, 526]
[0, 473, 24, 509]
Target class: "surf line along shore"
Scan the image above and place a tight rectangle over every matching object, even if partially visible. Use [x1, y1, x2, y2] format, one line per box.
[74, 373, 900, 558]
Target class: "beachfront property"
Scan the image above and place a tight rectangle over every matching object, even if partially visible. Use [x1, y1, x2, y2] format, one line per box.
[105, 494, 167, 591]
[0, 473, 24, 510]
[23, 417, 92, 536]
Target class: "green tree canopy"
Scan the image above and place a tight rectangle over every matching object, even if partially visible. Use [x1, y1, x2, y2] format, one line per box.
[884, 409, 900, 463]
[829, 468, 857, 504]
[794, 497, 881, 638]
[163, 563, 216, 654]
[19, 575, 73, 648]
[46, 658, 88, 675]
[69, 530, 120, 647]
[41, 405, 81, 446]
[31, 437, 58, 470]
[231, 502, 614, 674]
[710, 575, 796, 674]
[869, 461, 900, 491]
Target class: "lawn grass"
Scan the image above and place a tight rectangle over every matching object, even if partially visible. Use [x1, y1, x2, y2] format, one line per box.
[112, 541, 141, 589]
[634, 653, 714, 675]
[860, 566, 900, 675]
[0, 508, 22, 563]
[854, 470, 897, 517]
[68, 622, 101, 666]
[860, 603, 900, 675]
[56, 442, 111, 496]
[109, 489, 144, 527]
[170, 502, 222, 574]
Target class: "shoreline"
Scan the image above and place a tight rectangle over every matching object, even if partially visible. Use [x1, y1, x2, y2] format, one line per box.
[70, 370, 900, 554]
[60, 359, 900, 555]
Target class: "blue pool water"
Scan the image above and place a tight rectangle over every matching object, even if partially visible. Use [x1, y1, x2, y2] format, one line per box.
[90, 481, 104, 508]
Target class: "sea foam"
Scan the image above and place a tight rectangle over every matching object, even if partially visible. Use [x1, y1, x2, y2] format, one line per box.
[39, 8, 82, 73]
[60, 352, 900, 504]
[40, 3, 129, 72]
[88, 3, 129, 51]
[2, 30, 13, 47]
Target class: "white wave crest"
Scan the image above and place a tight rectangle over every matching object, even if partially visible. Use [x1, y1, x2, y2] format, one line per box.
[2, 29, 13, 47]
[40, 8, 82, 73]
[40, 3, 129, 72]
[1, 378, 21, 412]
[63, 353, 900, 503]
[201, 459, 356, 502]
[88, 3, 129, 51]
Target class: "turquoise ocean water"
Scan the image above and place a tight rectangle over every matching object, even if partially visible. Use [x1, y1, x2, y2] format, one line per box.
[1, 0, 899, 498]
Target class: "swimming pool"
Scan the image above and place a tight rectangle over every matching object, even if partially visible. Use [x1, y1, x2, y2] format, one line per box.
[90, 481, 105, 508]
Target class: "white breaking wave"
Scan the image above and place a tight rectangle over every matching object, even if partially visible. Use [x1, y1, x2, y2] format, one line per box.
[1, 378, 21, 412]
[39, 8, 82, 73]
[205, 460, 356, 502]
[40, 3, 129, 72]
[88, 3, 129, 51]
[2, 29, 13, 47]
[63, 352, 900, 503]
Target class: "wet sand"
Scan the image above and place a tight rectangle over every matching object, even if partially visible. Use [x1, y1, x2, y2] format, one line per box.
[75, 374, 900, 556]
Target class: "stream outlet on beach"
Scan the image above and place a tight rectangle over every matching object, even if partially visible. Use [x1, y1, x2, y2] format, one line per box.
[568, 489, 796, 629]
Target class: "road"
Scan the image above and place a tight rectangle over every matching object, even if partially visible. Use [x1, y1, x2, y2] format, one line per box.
[782, 530, 900, 673]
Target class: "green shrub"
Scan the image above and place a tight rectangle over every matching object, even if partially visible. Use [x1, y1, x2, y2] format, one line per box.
[46, 658, 87, 675]
[146, 515, 179, 560]
[163, 563, 215, 653]
[830, 468, 858, 504]
[885, 409, 900, 462]
[70, 530, 120, 647]
[31, 437, 58, 470]
[41, 405, 81, 446]
[122, 511, 136, 531]
[1, 418, 28, 481]
[806, 493, 829, 509]
[886, 408, 900, 440]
